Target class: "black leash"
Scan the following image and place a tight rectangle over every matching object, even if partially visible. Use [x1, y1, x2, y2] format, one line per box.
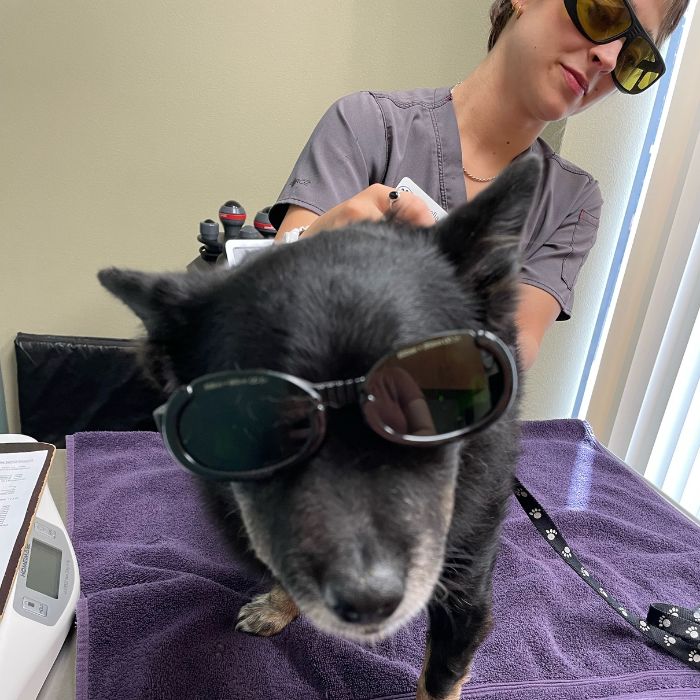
[513, 477, 700, 670]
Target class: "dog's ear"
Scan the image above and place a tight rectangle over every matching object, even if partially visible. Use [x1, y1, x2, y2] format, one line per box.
[432, 155, 542, 291]
[97, 267, 200, 336]
[98, 267, 205, 390]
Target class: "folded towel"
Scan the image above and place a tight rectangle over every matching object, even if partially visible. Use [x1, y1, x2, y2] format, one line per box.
[67, 420, 700, 699]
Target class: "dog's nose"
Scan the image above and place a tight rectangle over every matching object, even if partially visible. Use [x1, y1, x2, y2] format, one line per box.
[322, 564, 404, 625]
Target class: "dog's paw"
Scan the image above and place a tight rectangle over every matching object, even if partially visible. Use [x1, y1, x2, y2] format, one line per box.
[235, 584, 300, 637]
[416, 665, 472, 700]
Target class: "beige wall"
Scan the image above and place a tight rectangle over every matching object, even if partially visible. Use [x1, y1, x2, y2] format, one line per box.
[1, 1, 648, 433]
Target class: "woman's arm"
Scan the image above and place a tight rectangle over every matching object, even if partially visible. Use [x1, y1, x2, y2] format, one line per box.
[275, 186, 434, 241]
[515, 283, 561, 370]
[274, 205, 319, 241]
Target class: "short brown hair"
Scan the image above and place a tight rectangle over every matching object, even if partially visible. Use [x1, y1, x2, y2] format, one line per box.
[488, 0, 515, 51]
[487, 0, 690, 51]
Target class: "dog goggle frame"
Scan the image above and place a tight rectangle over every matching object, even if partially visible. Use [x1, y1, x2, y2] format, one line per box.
[564, 0, 666, 94]
[153, 329, 517, 481]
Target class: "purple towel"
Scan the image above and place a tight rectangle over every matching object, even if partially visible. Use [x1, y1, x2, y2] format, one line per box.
[67, 420, 700, 699]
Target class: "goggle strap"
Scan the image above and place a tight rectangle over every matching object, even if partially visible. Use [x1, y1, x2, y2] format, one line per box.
[314, 376, 366, 409]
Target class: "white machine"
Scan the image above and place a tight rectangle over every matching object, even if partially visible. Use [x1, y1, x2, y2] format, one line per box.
[224, 237, 274, 267]
[0, 434, 80, 700]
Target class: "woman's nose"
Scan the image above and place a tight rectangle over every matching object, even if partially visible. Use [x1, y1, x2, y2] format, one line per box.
[591, 38, 626, 73]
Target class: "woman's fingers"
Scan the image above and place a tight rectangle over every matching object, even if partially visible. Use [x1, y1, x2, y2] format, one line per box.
[385, 188, 435, 227]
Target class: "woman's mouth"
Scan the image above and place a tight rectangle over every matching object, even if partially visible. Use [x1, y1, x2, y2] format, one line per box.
[561, 65, 588, 97]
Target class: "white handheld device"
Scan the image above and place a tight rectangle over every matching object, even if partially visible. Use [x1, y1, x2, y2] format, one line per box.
[395, 177, 448, 222]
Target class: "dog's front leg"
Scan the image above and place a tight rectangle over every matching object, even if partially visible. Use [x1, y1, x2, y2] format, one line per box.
[235, 583, 300, 636]
[416, 593, 493, 700]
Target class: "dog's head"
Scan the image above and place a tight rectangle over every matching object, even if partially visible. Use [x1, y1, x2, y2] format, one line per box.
[99, 156, 540, 641]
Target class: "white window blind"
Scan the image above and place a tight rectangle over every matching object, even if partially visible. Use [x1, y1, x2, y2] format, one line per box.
[584, 3, 700, 514]
[630, 220, 700, 516]
[646, 301, 700, 514]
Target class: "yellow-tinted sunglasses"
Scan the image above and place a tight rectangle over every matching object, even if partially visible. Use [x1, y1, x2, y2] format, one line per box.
[564, 0, 666, 93]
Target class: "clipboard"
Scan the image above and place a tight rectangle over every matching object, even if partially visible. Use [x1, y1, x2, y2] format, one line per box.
[0, 442, 55, 620]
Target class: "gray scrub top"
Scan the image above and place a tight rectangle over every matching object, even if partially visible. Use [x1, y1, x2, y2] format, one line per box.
[269, 87, 603, 320]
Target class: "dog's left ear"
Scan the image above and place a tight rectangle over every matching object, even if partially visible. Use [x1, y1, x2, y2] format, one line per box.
[97, 267, 200, 338]
[432, 155, 542, 291]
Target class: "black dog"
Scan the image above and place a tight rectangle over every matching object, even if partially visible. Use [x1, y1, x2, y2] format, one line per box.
[99, 156, 540, 700]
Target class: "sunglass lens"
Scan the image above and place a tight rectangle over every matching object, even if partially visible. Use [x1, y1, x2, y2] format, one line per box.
[363, 334, 508, 440]
[178, 374, 318, 473]
[577, 0, 631, 40]
[615, 37, 662, 92]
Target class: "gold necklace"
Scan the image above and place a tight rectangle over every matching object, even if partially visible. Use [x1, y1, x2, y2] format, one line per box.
[462, 167, 498, 183]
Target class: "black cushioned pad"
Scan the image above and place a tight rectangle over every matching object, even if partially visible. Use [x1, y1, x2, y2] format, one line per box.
[15, 333, 166, 447]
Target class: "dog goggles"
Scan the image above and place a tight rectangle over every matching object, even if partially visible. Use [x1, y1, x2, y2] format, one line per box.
[153, 329, 517, 481]
[564, 0, 665, 93]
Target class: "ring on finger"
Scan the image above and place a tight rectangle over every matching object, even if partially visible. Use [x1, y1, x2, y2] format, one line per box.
[388, 190, 400, 207]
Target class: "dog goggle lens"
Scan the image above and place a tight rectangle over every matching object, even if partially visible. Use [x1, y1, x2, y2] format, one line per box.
[154, 330, 516, 480]
[175, 375, 321, 474]
[566, 0, 665, 93]
[363, 334, 512, 439]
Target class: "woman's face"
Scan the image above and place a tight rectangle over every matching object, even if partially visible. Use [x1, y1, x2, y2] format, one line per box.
[504, 0, 665, 122]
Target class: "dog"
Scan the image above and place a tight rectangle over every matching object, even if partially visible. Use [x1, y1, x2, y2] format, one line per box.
[98, 155, 540, 700]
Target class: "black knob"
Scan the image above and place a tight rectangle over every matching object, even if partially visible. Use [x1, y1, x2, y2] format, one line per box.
[254, 206, 277, 238]
[196, 218, 222, 261]
[219, 200, 246, 241]
[199, 219, 219, 244]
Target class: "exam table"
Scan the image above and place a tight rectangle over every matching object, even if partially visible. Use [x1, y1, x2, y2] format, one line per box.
[55, 422, 700, 699]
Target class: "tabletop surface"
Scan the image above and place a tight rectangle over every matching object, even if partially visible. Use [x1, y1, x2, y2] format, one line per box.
[36, 439, 700, 700]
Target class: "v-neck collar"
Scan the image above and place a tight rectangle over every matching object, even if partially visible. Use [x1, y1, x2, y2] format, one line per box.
[439, 86, 538, 206]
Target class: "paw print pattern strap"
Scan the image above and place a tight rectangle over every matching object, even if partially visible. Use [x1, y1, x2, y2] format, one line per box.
[513, 477, 700, 670]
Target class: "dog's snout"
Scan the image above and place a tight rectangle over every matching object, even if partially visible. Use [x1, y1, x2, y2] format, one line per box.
[322, 563, 404, 625]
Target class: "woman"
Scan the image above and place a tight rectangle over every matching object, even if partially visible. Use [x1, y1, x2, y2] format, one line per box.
[268, 0, 688, 370]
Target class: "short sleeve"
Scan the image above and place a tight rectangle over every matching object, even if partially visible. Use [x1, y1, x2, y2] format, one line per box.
[520, 180, 603, 321]
[269, 92, 387, 230]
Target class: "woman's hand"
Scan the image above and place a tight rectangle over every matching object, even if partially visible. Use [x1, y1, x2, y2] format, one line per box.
[275, 185, 436, 242]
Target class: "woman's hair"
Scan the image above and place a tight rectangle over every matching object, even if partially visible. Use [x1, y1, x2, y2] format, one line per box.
[488, 0, 515, 51]
[487, 0, 690, 51]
